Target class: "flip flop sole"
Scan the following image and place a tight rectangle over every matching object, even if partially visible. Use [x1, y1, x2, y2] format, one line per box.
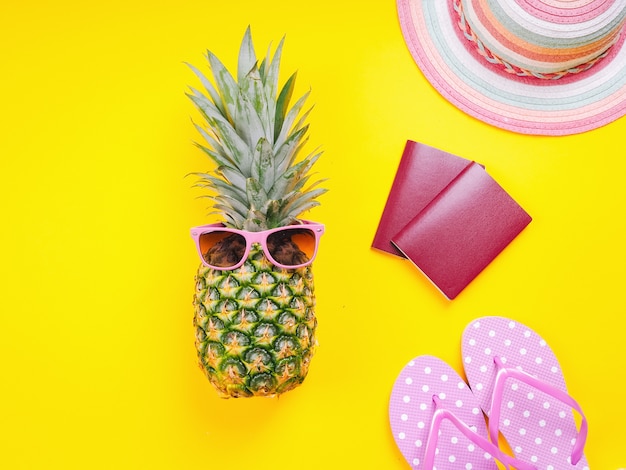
[389, 355, 499, 469]
[462, 316, 589, 469]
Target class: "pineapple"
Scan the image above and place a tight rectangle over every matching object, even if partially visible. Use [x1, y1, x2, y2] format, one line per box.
[187, 27, 326, 398]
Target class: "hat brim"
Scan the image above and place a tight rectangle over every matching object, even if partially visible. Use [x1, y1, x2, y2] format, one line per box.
[397, 0, 626, 135]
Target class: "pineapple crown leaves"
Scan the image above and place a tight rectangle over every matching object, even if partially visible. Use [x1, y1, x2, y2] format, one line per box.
[186, 26, 326, 231]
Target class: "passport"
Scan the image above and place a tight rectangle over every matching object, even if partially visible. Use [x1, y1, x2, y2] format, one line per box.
[373, 141, 531, 299]
[372, 140, 473, 256]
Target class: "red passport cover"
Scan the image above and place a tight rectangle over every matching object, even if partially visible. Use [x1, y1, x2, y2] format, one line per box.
[372, 141, 474, 256]
[390, 162, 532, 300]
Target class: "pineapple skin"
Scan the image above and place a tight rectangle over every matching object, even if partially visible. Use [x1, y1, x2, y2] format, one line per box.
[193, 244, 317, 398]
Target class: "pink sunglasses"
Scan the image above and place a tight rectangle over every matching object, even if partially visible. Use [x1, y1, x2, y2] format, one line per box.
[190, 220, 324, 270]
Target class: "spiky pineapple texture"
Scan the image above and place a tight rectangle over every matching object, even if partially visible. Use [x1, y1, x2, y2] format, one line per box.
[186, 26, 326, 231]
[193, 245, 317, 398]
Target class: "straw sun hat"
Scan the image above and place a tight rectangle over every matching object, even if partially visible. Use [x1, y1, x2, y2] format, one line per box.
[396, 0, 626, 135]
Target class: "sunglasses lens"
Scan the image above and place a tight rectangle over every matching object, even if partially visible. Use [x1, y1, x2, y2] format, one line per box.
[198, 231, 247, 268]
[267, 228, 317, 267]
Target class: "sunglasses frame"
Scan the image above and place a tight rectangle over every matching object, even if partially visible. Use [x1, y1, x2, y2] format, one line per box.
[190, 219, 325, 270]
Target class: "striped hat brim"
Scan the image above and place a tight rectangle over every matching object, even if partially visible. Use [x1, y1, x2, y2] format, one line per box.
[397, 0, 626, 135]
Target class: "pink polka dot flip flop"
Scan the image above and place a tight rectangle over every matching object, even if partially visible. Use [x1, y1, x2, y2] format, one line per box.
[389, 355, 535, 470]
[462, 317, 589, 470]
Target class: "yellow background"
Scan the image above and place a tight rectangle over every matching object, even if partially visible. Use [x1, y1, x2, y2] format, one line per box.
[1, 0, 624, 468]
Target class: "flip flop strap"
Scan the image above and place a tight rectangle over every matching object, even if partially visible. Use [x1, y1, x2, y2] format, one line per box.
[423, 396, 537, 470]
[488, 356, 588, 465]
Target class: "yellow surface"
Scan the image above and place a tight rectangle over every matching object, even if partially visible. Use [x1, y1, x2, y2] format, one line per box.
[1, 0, 625, 468]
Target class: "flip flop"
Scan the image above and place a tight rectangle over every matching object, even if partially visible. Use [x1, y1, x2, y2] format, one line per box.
[389, 355, 536, 469]
[462, 317, 589, 470]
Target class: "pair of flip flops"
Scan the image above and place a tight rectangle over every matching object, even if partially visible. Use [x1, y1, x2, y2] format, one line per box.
[389, 316, 588, 470]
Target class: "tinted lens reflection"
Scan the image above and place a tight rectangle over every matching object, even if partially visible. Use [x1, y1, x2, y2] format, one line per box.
[199, 231, 247, 268]
[267, 228, 316, 266]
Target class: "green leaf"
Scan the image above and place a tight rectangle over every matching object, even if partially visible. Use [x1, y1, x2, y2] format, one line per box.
[288, 150, 323, 184]
[187, 89, 234, 136]
[192, 120, 216, 144]
[219, 166, 247, 189]
[246, 177, 268, 211]
[289, 105, 314, 138]
[213, 198, 248, 221]
[264, 36, 285, 98]
[236, 67, 269, 147]
[221, 194, 250, 216]
[192, 122, 231, 161]
[239, 65, 264, 113]
[267, 150, 318, 200]
[252, 66, 273, 137]
[263, 36, 285, 136]
[268, 155, 312, 200]
[275, 90, 310, 149]
[263, 200, 282, 228]
[206, 50, 238, 122]
[274, 125, 309, 174]
[195, 173, 247, 201]
[243, 210, 267, 231]
[186, 89, 217, 118]
[280, 171, 312, 196]
[251, 138, 275, 194]
[281, 187, 327, 218]
[185, 62, 226, 117]
[237, 26, 257, 83]
[258, 56, 267, 80]
[212, 118, 253, 171]
[274, 72, 296, 143]
[193, 141, 234, 169]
